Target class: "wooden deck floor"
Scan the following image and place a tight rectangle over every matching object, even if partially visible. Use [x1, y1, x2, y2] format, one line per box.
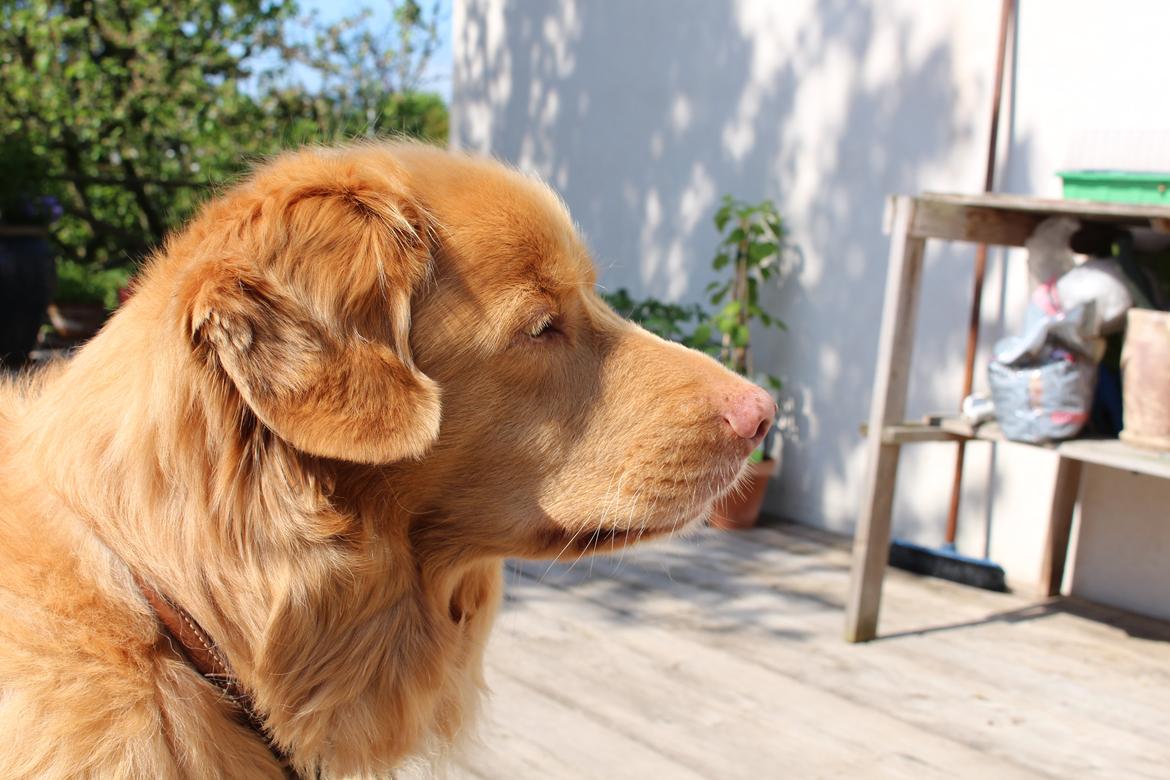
[436, 522, 1170, 779]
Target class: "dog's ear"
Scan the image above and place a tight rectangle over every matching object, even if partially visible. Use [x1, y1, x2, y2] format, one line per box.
[185, 159, 441, 464]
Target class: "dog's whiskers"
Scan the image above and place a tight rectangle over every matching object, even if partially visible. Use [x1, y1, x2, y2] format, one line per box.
[539, 525, 586, 582]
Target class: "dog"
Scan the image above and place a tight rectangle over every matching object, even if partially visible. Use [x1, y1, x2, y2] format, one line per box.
[0, 142, 776, 778]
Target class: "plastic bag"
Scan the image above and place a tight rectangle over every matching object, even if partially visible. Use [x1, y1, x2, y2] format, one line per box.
[989, 302, 1099, 443]
[988, 225, 1134, 444]
[1053, 259, 1133, 335]
[1025, 216, 1080, 285]
[988, 347, 1097, 443]
[994, 301, 1103, 366]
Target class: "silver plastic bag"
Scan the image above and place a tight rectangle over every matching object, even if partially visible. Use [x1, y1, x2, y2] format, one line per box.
[988, 347, 1097, 443]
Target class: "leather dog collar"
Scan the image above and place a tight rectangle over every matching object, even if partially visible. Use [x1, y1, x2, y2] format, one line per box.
[133, 574, 303, 779]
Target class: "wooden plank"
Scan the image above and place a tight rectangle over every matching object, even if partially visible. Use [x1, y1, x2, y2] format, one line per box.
[917, 417, 1170, 479]
[1058, 437, 1170, 480]
[858, 422, 963, 444]
[461, 667, 711, 780]
[845, 196, 926, 643]
[885, 424, 960, 443]
[491, 564, 1047, 780]
[482, 609, 862, 778]
[1038, 457, 1083, 598]
[936, 415, 1002, 441]
[906, 192, 1170, 246]
[919, 191, 1170, 225]
[506, 533, 1170, 777]
[910, 197, 1040, 246]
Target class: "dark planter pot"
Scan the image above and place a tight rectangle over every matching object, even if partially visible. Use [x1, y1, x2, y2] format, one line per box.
[0, 228, 55, 368]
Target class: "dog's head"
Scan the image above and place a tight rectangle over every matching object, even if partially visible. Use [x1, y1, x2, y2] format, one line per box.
[171, 143, 774, 557]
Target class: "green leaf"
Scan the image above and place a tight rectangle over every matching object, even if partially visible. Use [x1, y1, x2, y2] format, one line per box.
[645, 317, 670, 335]
[712, 252, 729, 270]
[766, 375, 783, 390]
[733, 324, 750, 347]
[749, 241, 778, 263]
[714, 203, 733, 232]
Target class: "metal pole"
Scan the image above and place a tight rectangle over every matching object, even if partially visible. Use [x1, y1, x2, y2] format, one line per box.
[945, 0, 1016, 546]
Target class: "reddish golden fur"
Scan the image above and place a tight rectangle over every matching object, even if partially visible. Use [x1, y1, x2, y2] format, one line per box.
[0, 143, 764, 777]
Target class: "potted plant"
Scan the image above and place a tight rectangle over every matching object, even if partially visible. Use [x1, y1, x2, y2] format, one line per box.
[48, 259, 130, 341]
[705, 195, 789, 530]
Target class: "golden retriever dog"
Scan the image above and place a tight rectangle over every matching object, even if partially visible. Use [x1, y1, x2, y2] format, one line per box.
[0, 142, 775, 778]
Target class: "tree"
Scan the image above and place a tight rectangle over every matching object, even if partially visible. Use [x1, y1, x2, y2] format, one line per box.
[277, 0, 444, 137]
[0, 0, 446, 270]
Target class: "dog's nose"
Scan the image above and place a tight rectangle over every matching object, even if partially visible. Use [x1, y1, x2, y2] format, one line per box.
[722, 385, 777, 448]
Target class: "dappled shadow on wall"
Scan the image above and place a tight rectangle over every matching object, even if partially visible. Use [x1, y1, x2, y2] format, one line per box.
[456, 0, 988, 535]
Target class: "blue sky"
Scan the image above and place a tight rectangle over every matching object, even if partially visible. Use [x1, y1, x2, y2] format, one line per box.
[298, 0, 453, 102]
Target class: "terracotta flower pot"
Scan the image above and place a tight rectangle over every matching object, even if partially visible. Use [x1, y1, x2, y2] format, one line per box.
[710, 456, 777, 531]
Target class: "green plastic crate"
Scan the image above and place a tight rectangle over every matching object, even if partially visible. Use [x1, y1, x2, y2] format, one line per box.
[1059, 170, 1170, 205]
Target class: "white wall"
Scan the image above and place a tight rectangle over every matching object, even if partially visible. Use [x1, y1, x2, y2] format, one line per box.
[452, 0, 1170, 616]
[1003, 1, 1170, 620]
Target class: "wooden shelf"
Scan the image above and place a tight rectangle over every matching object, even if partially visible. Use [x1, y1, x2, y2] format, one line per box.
[894, 192, 1170, 249]
[921, 191, 1170, 226]
[846, 192, 1170, 643]
[871, 416, 1170, 481]
[1050, 438, 1170, 480]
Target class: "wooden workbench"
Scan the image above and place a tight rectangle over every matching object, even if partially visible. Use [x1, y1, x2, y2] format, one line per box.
[844, 192, 1170, 643]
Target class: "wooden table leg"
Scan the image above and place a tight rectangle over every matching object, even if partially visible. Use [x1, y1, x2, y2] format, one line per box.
[1038, 456, 1083, 598]
[845, 196, 926, 643]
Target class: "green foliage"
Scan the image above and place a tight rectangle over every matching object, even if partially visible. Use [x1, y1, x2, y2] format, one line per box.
[601, 195, 792, 392]
[706, 195, 789, 388]
[0, 136, 62, 226]
[0, 0, 448, 288]
[381, 92, 450, 142]
[278, 1, 447, 142]
[54, 259, 131, 310]
[600, 288, 715, 352]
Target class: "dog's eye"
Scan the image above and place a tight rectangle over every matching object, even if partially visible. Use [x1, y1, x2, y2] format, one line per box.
[526, 316, 557, 340]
